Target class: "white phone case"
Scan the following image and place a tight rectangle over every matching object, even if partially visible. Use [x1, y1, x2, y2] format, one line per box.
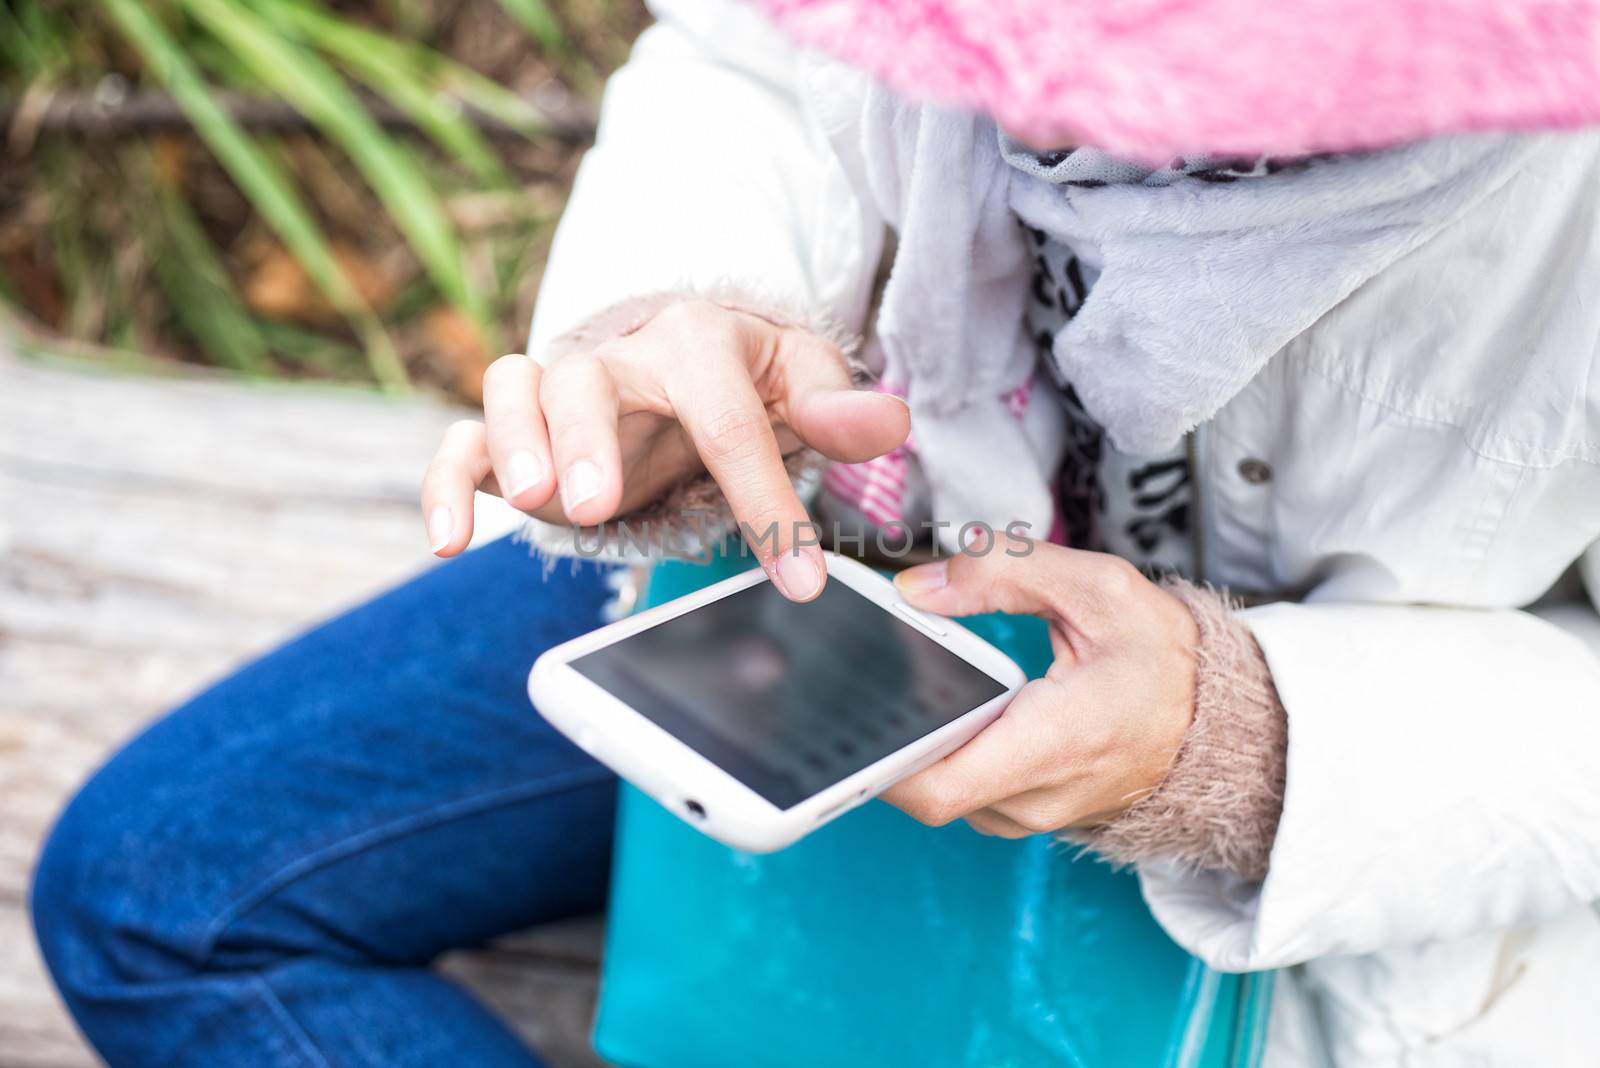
[527, 552, 1026, 852]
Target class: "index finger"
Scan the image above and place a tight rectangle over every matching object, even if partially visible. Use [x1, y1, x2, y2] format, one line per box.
[667, 358, 824, 602]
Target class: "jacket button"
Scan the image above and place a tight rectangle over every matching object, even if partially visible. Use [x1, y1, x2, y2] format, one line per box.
[1237, 458, 1273, 484]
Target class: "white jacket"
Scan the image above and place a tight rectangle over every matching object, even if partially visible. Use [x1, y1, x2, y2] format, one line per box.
[529, 2, 1600, 1063]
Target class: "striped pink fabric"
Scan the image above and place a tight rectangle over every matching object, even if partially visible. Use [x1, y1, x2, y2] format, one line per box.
[822, 377, 1039, 530]
[821, 380, 915, 526]
[822, 447, 913, 526]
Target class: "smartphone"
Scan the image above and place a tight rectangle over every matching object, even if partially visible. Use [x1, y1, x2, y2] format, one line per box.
[528, 552, 1026, 853]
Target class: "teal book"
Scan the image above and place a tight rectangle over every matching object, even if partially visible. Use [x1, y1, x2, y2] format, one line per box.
[593, 548, 1272, 1068]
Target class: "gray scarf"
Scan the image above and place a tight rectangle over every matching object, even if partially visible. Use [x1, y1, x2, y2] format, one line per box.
[850, 84, 1546, 542]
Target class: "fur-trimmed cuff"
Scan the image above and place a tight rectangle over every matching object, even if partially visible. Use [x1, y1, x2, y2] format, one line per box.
[535, 284, 862, 365]
[521, 287, 858, 562]
[517, 449, 825, 562]
[1062, 578, 1288, 880]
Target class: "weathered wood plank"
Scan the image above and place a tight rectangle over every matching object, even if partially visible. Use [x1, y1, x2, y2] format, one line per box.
[0, 349, 604, 1067]
[440, 917, 608, 1068]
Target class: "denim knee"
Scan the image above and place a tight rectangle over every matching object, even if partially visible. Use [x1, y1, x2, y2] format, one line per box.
[32, 540, 620, 1021]
[31, 751, 188, 1009]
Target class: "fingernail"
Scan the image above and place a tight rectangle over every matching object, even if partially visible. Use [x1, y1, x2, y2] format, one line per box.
[560, 459, 602, 513]
[775, 551, 823, 601]
[821, 389, 908, 411]
[428, 506, 452, 553]
[506, 450, 547, 498]
[895, 559, 949, 593]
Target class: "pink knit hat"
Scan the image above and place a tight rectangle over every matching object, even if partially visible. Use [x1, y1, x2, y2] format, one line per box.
[750, 0, 1600, 162]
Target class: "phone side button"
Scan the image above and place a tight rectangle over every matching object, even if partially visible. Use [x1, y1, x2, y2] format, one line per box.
[893, 601, 948, 637]
[815, 788, 872, 824]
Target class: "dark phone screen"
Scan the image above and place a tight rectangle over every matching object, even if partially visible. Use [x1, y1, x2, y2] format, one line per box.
[570, 579, 1008, 810]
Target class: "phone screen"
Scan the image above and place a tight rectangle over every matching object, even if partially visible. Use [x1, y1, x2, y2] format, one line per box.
[570, 579, 1009, 810]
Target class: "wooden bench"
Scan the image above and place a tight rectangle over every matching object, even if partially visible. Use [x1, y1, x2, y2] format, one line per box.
[0, 347, 605, 1067]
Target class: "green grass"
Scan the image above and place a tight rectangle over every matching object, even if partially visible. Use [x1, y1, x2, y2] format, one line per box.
[0, 0, 632, 392]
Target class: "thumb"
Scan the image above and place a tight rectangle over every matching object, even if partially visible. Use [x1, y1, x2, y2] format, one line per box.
[773, 328, 910, 462]
[892, 540, 1064, 618]
[790, 389, 911, 462]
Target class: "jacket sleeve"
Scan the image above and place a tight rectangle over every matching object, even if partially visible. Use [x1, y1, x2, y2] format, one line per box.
[1137, 542, 1600, 972]
[526, 0, 883, 361]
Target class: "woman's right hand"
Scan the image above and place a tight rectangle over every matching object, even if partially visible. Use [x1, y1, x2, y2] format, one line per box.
[419, 300, 911, 601]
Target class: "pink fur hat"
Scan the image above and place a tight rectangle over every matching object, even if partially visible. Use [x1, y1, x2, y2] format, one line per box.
[750, 0, 1600, 161]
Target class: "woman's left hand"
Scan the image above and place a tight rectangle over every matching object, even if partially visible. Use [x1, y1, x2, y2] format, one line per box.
[879, 539, 1199, 837]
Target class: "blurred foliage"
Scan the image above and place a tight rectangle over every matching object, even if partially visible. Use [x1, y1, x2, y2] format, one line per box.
[0, 0, 646, 398]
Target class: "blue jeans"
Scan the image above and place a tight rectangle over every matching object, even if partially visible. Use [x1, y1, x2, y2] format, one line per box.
[31, 537, 620, 1067]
